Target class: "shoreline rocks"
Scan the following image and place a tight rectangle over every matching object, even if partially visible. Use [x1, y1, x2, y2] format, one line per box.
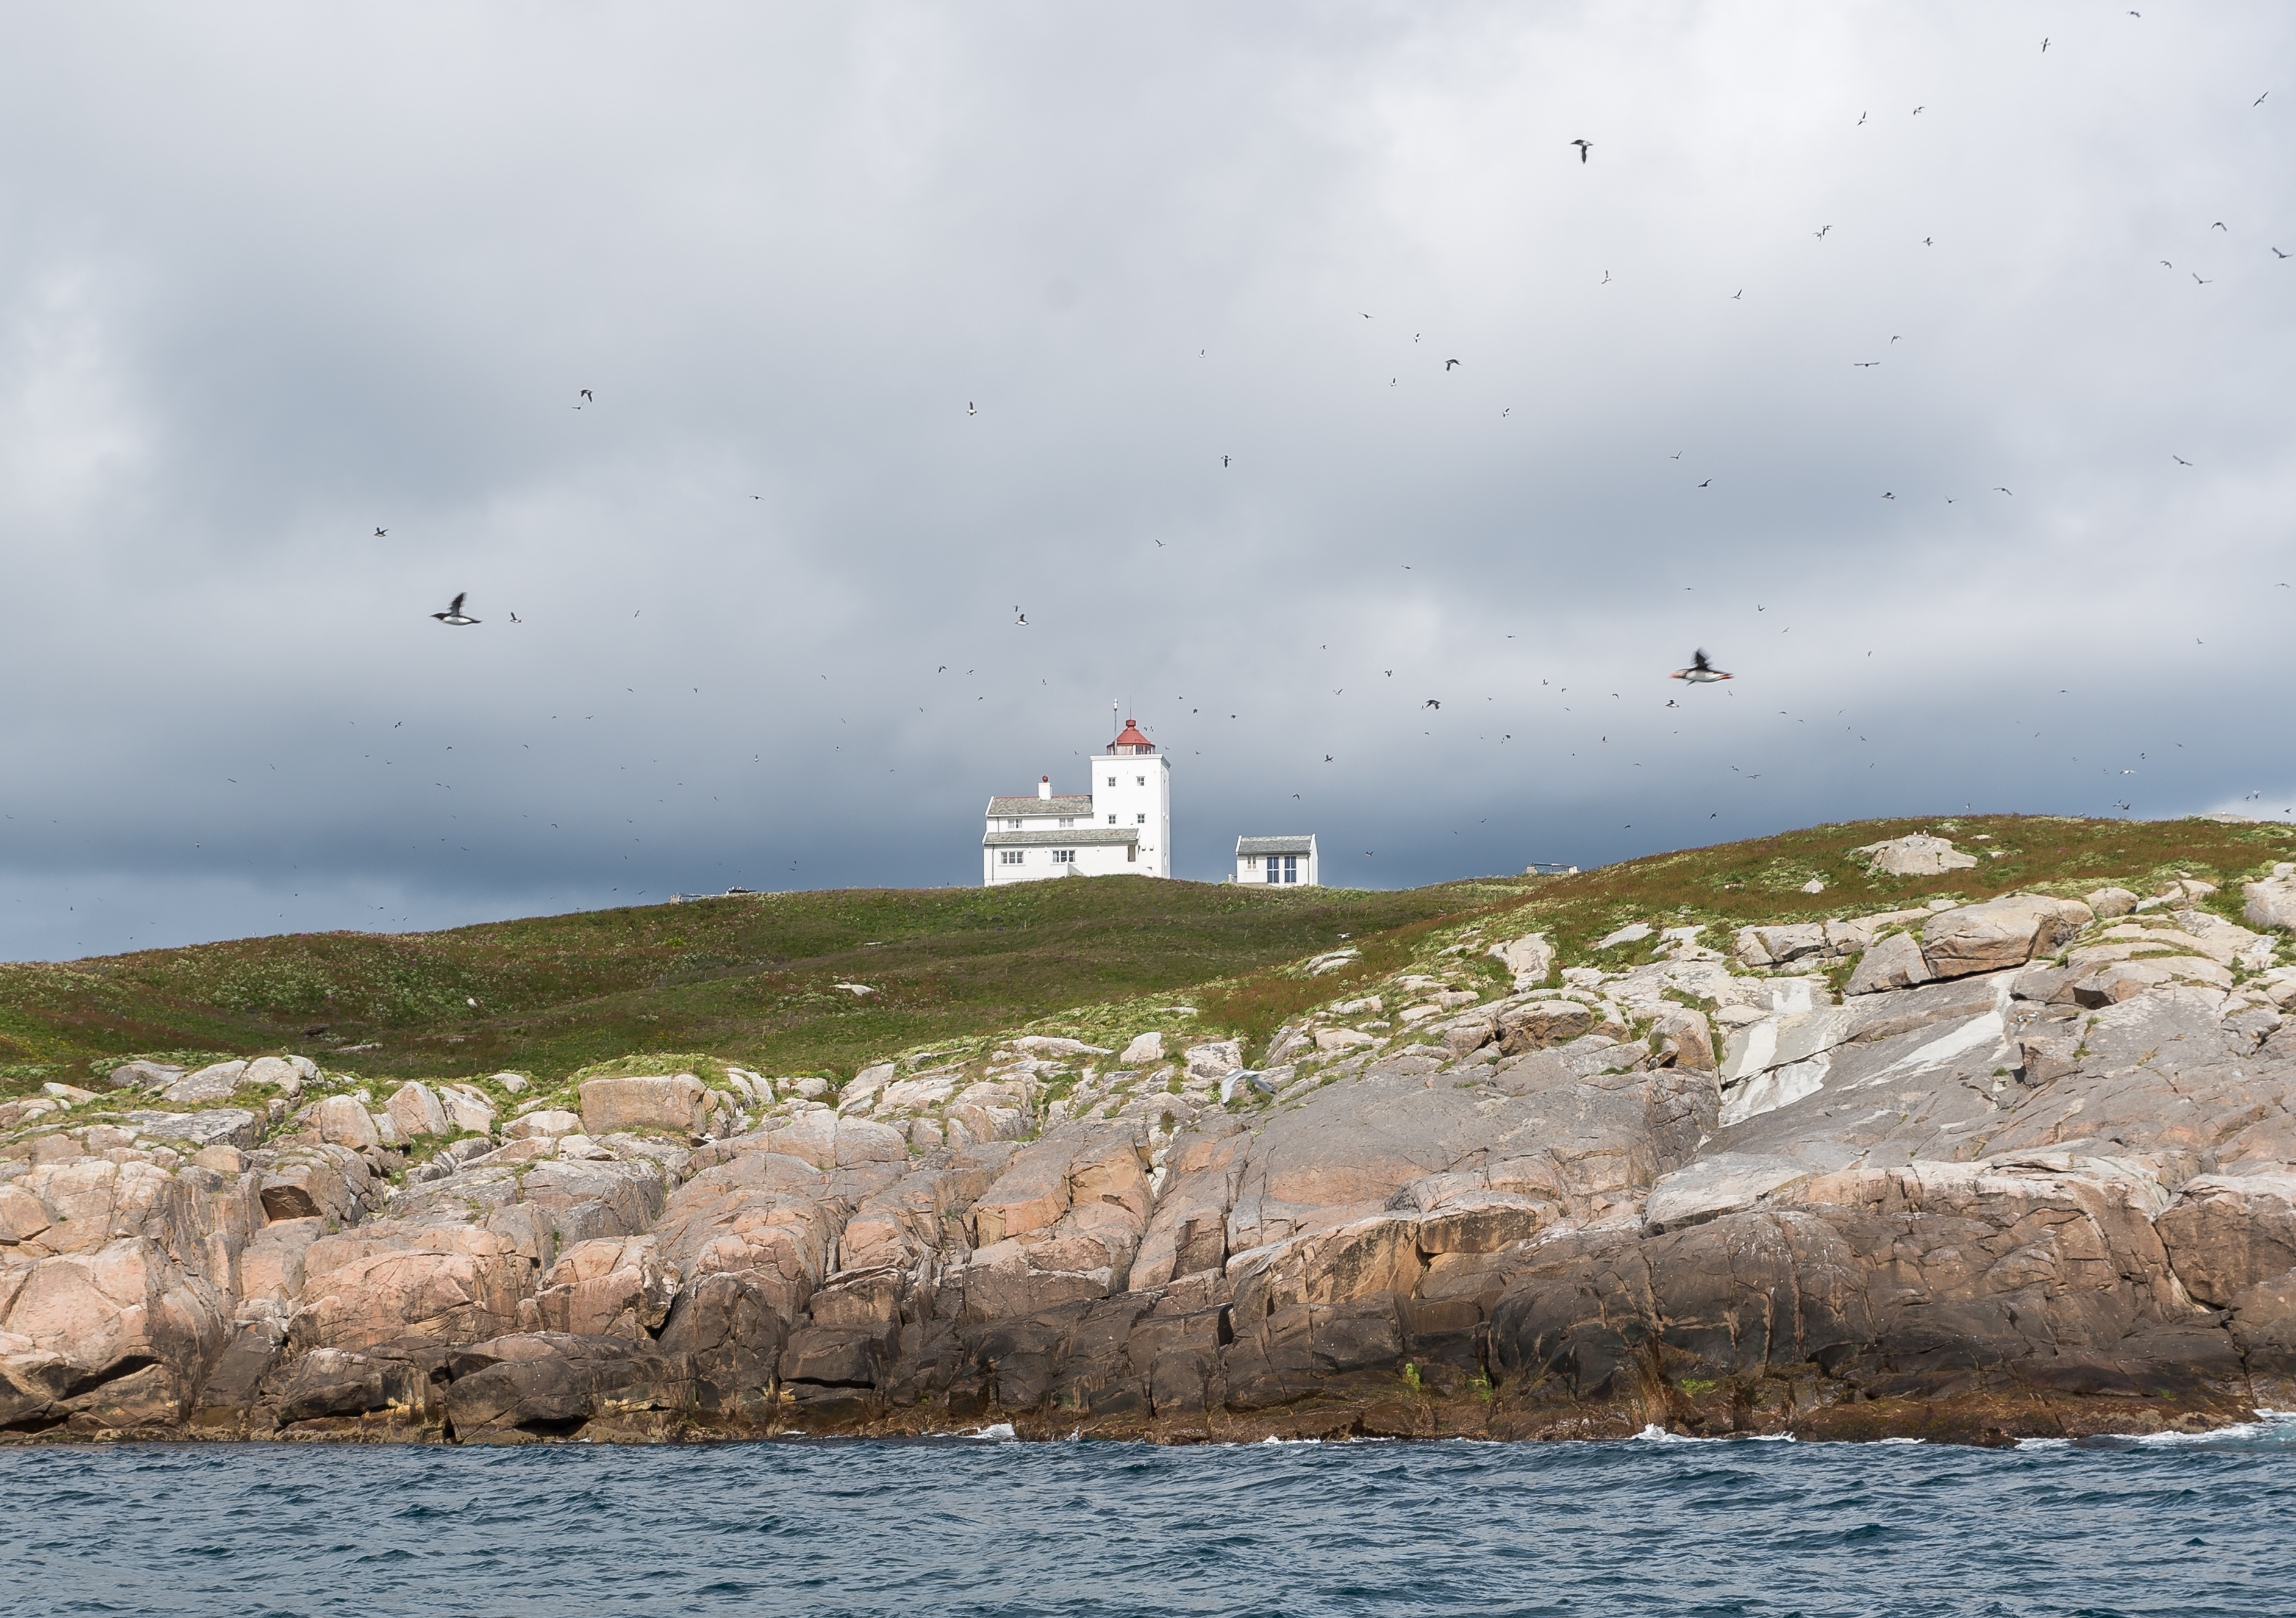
[5, 868, 2294, 1448]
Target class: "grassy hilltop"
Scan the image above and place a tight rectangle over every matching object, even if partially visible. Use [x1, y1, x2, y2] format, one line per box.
[2, 812, 2289, 1098]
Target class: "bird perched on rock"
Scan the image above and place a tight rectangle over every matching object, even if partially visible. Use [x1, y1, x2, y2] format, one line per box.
[1672, 650, 1733, 684]
[432, 592, 479, 626]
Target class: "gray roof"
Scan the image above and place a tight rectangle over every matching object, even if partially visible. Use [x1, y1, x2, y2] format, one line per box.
[1237, 835, 1316, 856]
[983, 828, 1139, 848]
[987, 795, 1094, 816]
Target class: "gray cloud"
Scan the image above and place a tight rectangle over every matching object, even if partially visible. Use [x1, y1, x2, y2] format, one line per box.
[3, 3, 2292, 960]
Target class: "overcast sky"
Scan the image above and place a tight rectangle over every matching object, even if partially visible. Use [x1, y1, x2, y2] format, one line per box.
[2, 2, 2291, 962]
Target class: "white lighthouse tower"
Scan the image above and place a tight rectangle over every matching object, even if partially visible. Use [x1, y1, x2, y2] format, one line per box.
[980, 712, 1173, 884]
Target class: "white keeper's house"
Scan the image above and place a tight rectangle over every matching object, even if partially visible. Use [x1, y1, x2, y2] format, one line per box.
[1236, 834, 1318, 887]
[981, 717, 1171, 886]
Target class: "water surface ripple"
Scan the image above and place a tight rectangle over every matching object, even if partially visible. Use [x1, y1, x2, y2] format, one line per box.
[10, 1422, 2296, 1617]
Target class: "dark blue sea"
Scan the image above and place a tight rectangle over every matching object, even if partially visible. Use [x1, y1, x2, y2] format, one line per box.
[11, 1420, 2296, 1617]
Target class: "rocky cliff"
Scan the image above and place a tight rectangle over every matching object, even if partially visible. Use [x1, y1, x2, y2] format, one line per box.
[6, 843, 2295, 1447]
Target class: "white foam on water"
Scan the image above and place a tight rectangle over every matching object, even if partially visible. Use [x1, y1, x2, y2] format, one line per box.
[968, 1422, 1017, 1441]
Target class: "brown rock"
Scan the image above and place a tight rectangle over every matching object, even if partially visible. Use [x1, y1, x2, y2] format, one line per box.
[578, 1075, 706, 1137]
[1920, 894, 2095, 979]
[1496, 1001, 1597, 1055]
[535, 1236, 679, 1338]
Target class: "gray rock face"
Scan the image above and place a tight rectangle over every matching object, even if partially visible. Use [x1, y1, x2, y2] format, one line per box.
[2247, 867, 2296, 932]
[1853, 834, 1979, 876]
[162, 1061, 248, 1103]
[1921, 893, 2094, 979]
[1844, 931, 1931, 995]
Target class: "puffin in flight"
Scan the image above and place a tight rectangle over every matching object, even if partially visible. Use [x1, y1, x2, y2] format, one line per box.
[1671, 649, 1732, 683]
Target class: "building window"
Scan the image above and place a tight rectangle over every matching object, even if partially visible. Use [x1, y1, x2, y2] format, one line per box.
[1107, 814, 1117, 825]
[1136, 813, 1147, 824]
[1007, 818, 1022, 830]
[1136, 776, 1146, 786]
[1106, 776, 1115, 786]
[1058, 818, 1074, 828]
[1264, 861, 1279, 883]
[1052, 849, 1076, 864]
[1000, 850, 1024, 866]
[1284, 854, 1298, 883]
[1127, 845, 1138, 863]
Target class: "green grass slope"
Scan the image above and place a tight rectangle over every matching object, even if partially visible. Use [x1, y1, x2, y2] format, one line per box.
[4, 812, 2287, 1101]
[0, 876, 1497, 1094]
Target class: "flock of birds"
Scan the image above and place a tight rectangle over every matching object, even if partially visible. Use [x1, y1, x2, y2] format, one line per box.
[385, 30, 2284, 907]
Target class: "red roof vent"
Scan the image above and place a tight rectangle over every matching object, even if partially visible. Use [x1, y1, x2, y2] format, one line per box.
[1110, 718, 1154, 755]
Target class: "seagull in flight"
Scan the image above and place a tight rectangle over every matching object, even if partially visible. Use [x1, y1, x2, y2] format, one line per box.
[1570, 139, 1592, 163]
[1672, 650, 1733, 684]
[1994, 487, 2014, 495]
[1697, 479, 1711, 488]
[2275, 248, 2290, 259]
[1731, 289, 1743, 300]
[2173, 454, 2192, 466]
[432, 592, 479, 626]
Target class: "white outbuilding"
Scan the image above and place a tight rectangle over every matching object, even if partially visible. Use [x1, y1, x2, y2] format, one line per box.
[981, 717, 1171, 885]
[1236, 834, 1317, 887]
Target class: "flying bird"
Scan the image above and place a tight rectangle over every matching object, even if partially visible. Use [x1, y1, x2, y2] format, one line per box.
[1570, 139, 1592, 163]
[1014, 609, 1029, 626]
[1672, 650, 1733, 684]
[2275, 248, 2291, 259]
[1732, 289, 1743, 299]
[432, 592, 479, 626]
[2195, 273, 2213, 284]
[2258, 91, 2270, 106]
[2040, 37, 2048, 51]
[1697, 479, 1711, 487]
[1854, 361, 1881, 367]
[2214, 221, 2228, 231]
[1445, 358, 1461, 370]
[2173, 454, 2192, 465]
[1221, 455, 1231, 467]
[580, 389, 593, 403]
[1994, 487, 2013, 495]
[373, 527, 387, 537]
[508, 612, 522, 623]
[1814, 225, 1831, 239]
[1423, 699, 1441, 710]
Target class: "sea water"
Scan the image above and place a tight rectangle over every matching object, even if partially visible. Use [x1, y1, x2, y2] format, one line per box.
[10, 1419, 2296, 1617]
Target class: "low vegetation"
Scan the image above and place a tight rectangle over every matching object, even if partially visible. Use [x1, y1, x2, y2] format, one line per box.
[2, 813, 2286, 1101]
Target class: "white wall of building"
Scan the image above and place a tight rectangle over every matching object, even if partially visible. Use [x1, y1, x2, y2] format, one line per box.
[1088, 749, 1170, 879]
[980, 721, 1171, 886]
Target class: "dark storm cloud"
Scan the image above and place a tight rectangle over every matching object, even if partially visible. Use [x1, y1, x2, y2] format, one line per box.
[2, 3, 2292, 959]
